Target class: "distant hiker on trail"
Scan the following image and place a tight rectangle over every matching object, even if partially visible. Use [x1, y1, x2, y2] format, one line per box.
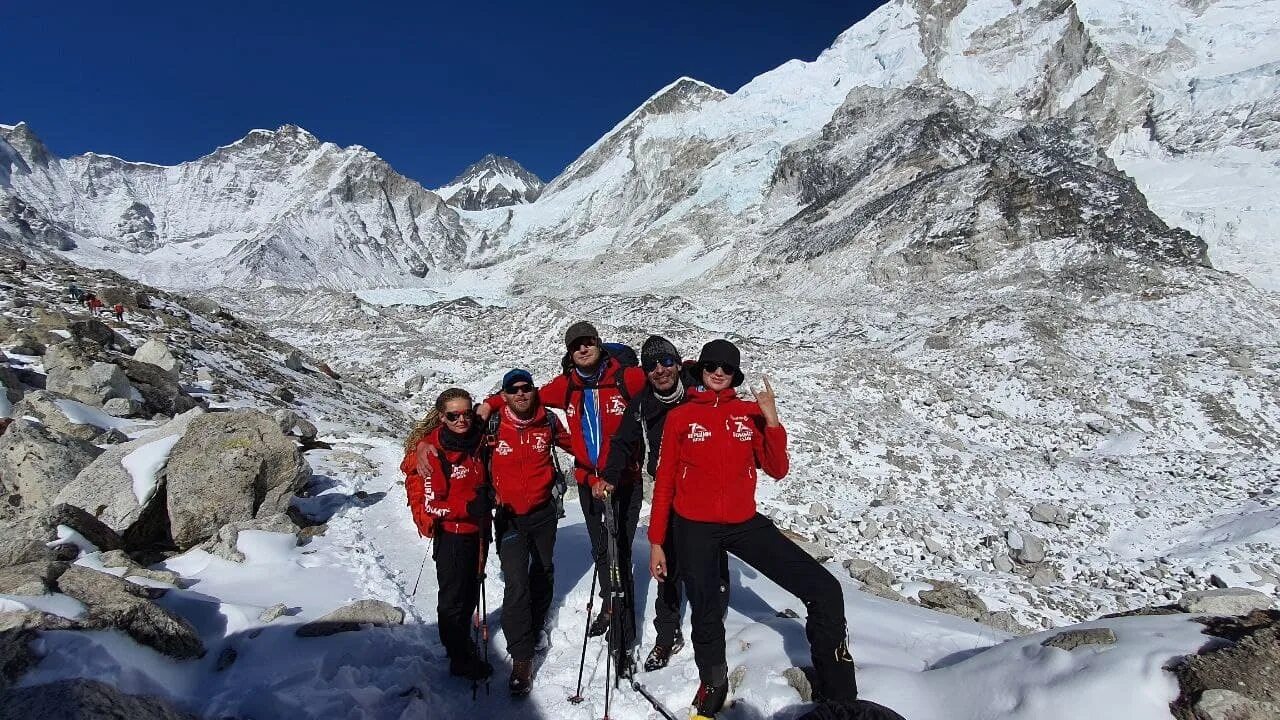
[648, 340, 861, 720]
[477, 320, 647, 672]
[402, 389, 494, 682]
[112, 303, 125, 323]
[85, 294, 103, 315]
[68, 284, 83, 303]
[604, 335, 729, 673]
[15, 258, 25, 273]
[486, 368, 571, 697]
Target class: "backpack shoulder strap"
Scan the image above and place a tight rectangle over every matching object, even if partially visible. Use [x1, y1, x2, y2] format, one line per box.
[614, 365, 632, 405]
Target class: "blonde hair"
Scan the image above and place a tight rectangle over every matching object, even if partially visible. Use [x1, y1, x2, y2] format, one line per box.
[404, 387, 474, 452]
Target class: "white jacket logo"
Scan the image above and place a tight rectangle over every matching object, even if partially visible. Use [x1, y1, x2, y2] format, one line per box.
[731, 417, 752, 442]
[495, 440, 513, 456]
[533, 434, 549, 453]
[451, 466, 469, 480]
[608, 395, 628, 416]
[688, 423, 711, 442]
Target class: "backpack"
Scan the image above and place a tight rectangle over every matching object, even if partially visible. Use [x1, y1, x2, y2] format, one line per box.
[602, 342, 639, 369]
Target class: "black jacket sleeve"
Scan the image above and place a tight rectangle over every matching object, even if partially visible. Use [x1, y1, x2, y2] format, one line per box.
[603, 394, 645, 486]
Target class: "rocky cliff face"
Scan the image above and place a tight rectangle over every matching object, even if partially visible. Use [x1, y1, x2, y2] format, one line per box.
[435, 154, 543, 211]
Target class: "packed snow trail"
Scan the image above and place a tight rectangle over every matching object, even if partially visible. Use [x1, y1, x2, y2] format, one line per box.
[12, 430, 1217, 719]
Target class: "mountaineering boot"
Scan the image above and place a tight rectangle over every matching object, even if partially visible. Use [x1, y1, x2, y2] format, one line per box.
[587, 610, 611, 637]
[643, 630, 684, 672]
[508, 659, 533, 697]
[691, 677, 728, 719]
[448, 651, 493, 680]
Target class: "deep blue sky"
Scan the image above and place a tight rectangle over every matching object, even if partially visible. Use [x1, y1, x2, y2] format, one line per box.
[4, 1, 881, 187]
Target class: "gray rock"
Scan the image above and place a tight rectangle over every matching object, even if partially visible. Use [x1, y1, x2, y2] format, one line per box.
[0, 627, 38, 694]
[259, 603, 290, 623]
[132, 339, 181, 381]
[46, 361, 134, 407]
[1030, 565, 1060, 587]
[295, 599, 405, 637]
[1175, 616, 1279, 708]
[924, 536, 945, 555]
[1041, 627, 1117, 650]
[860, 519, 881, 540]
[1179, 589, 1275, 616]
[978, 610, 1032, 635]
[271, 408, 301, 434]
[1006, 529, 1046, 564]
[204, 513, 298, 563]
[808, 502, 832, 520]
[1193, 689, 1279, 720]
[12, 390, 104, 442]
[0, 561, 68, 595]
[0, 535, 56, 568]
[102, 397, 138, 417]
[0, 610, 78, 633]
[283, 350, 305, 371]
[404, 373, 425, 394]
[166, 410, 309, 549]
[54, 565, 204, 659]
[924, 334, 952, 350]
[0, 678, 198, 720]
[67, 319, 122, 349]
[844, 558, 895, 587]
[294, 418, 318, 441]
[783, 666, 813, 702]
[115, 358, 199, 417]
[0, 420, 102, 510]
[3, 329, 45, 356]
[1030, 502, 1071, 527]
[918, 580, 988, 621]
[992, 553, 1015, 573]
[32, 503, 125, 552]
[56, 410, 203, 538]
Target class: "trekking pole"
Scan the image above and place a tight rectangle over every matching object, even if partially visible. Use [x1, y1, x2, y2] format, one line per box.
[602, 490, 623, 720]
[567, 563, 599, 704]
[410, 546, 430, 601]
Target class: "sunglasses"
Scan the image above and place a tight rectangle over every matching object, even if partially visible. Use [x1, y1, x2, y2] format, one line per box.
[444, 410, 473, 422]
[569, 337, 599, 352]
[643, 355, 679, 372]
[503, 383, 535, 395]
[699, 361, 738, 376]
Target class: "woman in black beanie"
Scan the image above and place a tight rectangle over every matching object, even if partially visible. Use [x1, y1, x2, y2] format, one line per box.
[647, 339, 868, 720]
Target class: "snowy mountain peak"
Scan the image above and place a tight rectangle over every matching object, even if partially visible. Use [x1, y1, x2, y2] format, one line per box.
[436, 153, 544, 211]
[0, 121, 53, 168]
[638, 76, 728, 117]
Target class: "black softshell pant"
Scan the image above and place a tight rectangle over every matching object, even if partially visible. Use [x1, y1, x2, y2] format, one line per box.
[496, 503, 557, 661]
[433, 530, 482, 660]
[673, 513, 858, 703]
[654, 512, 730, 646]
[580, 479, 641, 648]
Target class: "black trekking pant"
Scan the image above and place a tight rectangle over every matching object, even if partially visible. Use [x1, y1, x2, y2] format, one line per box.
[580, 480, 641, 648]
[496, 503, 557, 661]
[653, 512, 730, 647]
[673, 513, 858, 703]
[434, 530, 482, 660]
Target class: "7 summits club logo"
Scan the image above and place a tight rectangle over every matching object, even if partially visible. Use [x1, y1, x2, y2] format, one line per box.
[688, 423, 711, 442]
[608, 395, 628, 415]
[494, 440, 513, 456]
[730, 416, 753, 442]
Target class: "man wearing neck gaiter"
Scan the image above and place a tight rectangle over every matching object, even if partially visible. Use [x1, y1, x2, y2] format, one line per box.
[604, 335, 729, 673]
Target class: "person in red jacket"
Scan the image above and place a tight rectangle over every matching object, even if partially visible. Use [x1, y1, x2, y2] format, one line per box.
[648, 340, 859, 720]
[488, 368, 571, 697]
[112, 303, 125, 323]
[479, 320, 647, 659]
[403, 387, 493, 681]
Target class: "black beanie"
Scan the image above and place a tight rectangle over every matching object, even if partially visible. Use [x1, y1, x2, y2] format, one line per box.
[697, 339, 744, 387]
[640, 335, 680, 369]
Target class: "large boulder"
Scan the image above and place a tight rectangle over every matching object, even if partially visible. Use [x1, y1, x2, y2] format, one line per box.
[0, 420, 101, 511]
[295, 599, 406, 637]
[115, 358, 198, 417]
[0, 678, 198, 720]
[46, 360, 135, 408]
[54, 565, 204, 659]
[67, 319, 127, 351]
[918, 580, 989, 621]
[12, 390, 119, 442]
[2, 329, 45, 357]
[0, 561, 68, 595]
[132, 339, 181, 381]
[165, 410, 311, 549]
[56, 410, 203, 540]
[1174, 612, 1280, 718]
[1179, 589, 1275, 616]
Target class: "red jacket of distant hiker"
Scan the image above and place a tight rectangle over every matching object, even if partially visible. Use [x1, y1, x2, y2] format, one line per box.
[647, 387, 789, 545]
[488, 405, 571, 516]
[402, 427, 486, 536]
[485, 357, 647, 489]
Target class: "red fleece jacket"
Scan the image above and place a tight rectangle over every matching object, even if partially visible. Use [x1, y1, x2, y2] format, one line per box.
[403, 427, 487, 535]
[488, 405, 571, 515]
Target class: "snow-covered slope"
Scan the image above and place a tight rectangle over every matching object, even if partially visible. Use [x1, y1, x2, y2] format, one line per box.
[435, 154, 544, 210]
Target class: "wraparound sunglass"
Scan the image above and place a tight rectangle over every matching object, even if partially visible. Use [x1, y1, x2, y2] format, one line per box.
[504, 383, 535, 395]
[699, 361, 738, 376]
[643, 355, 679, 372]
[444, 410, 473, 422]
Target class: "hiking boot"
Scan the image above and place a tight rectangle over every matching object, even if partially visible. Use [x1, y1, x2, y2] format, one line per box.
[509, 659, 533, 697]
[617, 652, 635, 680]
[448, 653, 493, 680]
[587, 610, 611, 637]
[691, 678, 728, 718]
[644, 630, 684, 672]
